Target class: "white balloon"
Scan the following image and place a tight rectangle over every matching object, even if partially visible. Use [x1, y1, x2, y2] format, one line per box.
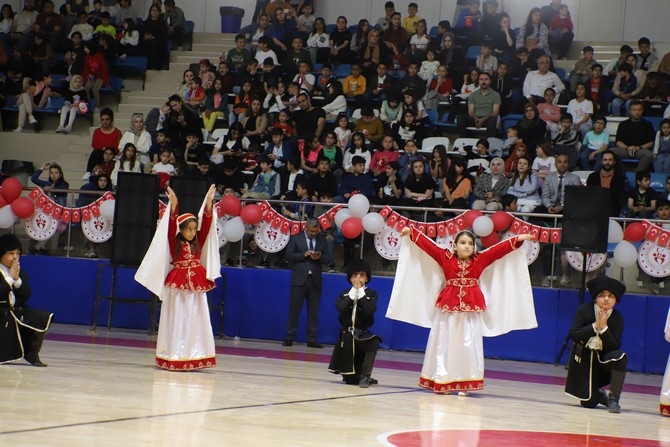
[222, 216, 245, 242]
[613, 240, 638, 267]
[607, 219, 623, 243]
[348, 194, 370, 218]
[362, 212, 386, 234]
[334, 209, 352, 227]
[99, 200, 115, 221]
[472, 215, 494, 237]
[0, 205, 15, 229]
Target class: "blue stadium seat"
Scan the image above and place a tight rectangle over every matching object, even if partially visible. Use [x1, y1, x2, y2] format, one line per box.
[554, 67, 567, 82]
[334, 64, 351, 78]
[501, 114, 522, 132]
[326, 23, 336, 34]
[465, 45, 480, 64]
[651, 172, 668, 193]
[429, 26, 439, 38]
[115, 56, 149, 89]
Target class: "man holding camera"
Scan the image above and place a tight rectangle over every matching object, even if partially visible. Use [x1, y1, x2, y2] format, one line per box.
[283, 217, 330, 348]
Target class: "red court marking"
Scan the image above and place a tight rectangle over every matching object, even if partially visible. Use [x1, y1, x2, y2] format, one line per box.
[385, 430, 670, 447]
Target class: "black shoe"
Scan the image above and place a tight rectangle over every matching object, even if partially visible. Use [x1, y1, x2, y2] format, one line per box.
[598, 388, 608, 407]
[358, 376, 370, 388]
[282, 340, 293, 346]
[607, 395, 621, 413]
[26, 356, 47, 367]
[369, 377, 378, 385]
[306, 342, 323, 349]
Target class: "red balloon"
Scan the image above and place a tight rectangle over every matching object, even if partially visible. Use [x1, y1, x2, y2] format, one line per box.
[481, 232, 500, 248]
[623, 222, 646, 243]
[240, 204, 263, 225]
[462, 209, 483, 229]
[10, 197, 35, 219]
[219, 195, 242, 217]
[0, 177, 23, 203]
[491, 211, 514, 232]
[0, 195, 7, 209]
[341, 217, 363, 239]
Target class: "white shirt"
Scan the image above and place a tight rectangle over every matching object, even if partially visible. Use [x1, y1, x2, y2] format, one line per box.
[523, 70, 565, 98]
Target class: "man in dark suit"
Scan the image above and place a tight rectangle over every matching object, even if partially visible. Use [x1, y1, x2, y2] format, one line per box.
[565, 276, 627, 413]
[283, 217, 330, 348]
[0, 234, 53, 367]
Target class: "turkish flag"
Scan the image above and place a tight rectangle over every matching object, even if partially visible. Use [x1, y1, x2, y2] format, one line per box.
[539, 228, 550, 243]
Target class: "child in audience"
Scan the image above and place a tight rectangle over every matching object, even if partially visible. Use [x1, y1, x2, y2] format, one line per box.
[88, 0, 104, 28]
[152, 148, 177, 190]
[301, 135, 323, 175]
[242, 156, 280, 199]
[82, 41, 109, 111]
[537, 87, 561, 132]
[611, 63, 637, 116]
[229, 79, 253, 123]
[254, 36, 279, 66]
[111, 143, 142, 185]
[272, 109, 295, 139]
[476, 42, 498, 75]
[424, 64, 453, 111]
[379, 94, 404, 126]
[551, 113, 580, 169]
[343, 132, 371, 174]
[202, 78, 229, 132]
[548, 3, 573, 59]
[313, 63, 335, 97]
[334, 114, 352, 151]
[403, 2, 421, 33]
[13, 78, 39, 133]
[418, 49, 440, 82]
[531, 142, 556, 188]
[70, 11, 94, 41]
[343, 62, 367, 106]
[227, 34, 253, 71]
[653, 119, 670, 174]
[118, 18, 140, 58]
[184, 76, 206, 110]
[322, 81, 346, 120]
[579, 115, 609, 170]
[567, 82, 593, 135]
[318, 132, 343, 175]
[570, 46, 596, 93]
[293, 60, 315, 92]
[184, 131, 208, 167]
[211, 122, 249, 166]
[626, 171, 656, 218]
[407, 19, 429, 62]
[94, 12, 116, 37]
[56, 75, 88, 134]
[502, 125, 519, 158]
[242, 143, 261, 173]
[198, 59, 215, 90]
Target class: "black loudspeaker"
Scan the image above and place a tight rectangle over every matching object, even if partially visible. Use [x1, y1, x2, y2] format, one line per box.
[169, 176, 211, 216]
[110, 172, 160, 266]
[561, 186, 610, 253]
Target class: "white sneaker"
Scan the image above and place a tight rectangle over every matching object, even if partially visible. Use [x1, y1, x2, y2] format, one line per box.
[28, 115, 37, 124]
[13, 127, 23, 132]
[542, 276, 552, 287]
[560, 275, 570, 285]
[56, 126, 66, 133]
[64, 126, 73, 133]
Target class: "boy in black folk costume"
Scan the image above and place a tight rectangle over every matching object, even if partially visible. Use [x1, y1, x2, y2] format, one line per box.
[0, 234, 53, 367]
[565, 276, 627, 413]
[328, 259, 381, 388]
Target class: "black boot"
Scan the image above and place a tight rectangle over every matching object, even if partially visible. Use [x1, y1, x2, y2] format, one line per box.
[607, 370, 626, 413]
[25, 332, 47, 367]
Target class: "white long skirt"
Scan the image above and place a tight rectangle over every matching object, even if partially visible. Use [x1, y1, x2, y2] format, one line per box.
[661, 356, 670, 416]
[155, 289, 216, 371]
[419, 311, 485, 393]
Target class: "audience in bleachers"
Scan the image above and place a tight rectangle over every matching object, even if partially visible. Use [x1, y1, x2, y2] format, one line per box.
[7, 0, 670, 266]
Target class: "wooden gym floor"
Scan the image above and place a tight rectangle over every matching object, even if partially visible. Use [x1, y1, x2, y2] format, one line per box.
[1, 324, 669, 447]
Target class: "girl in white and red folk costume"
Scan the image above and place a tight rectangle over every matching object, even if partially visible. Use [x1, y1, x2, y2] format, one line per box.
[661, 308, 670, 416]
[387, 227, 537, 394]
[135, 184, 220, 371]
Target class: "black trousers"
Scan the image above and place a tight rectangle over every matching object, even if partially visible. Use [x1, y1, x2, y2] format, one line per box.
[285, 275, 321, 342]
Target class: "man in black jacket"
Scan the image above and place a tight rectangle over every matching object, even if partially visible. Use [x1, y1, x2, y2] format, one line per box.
[0, 234, 53, 367]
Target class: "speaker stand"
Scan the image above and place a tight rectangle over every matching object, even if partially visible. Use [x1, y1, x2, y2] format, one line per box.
[554, 251, 589, 366]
